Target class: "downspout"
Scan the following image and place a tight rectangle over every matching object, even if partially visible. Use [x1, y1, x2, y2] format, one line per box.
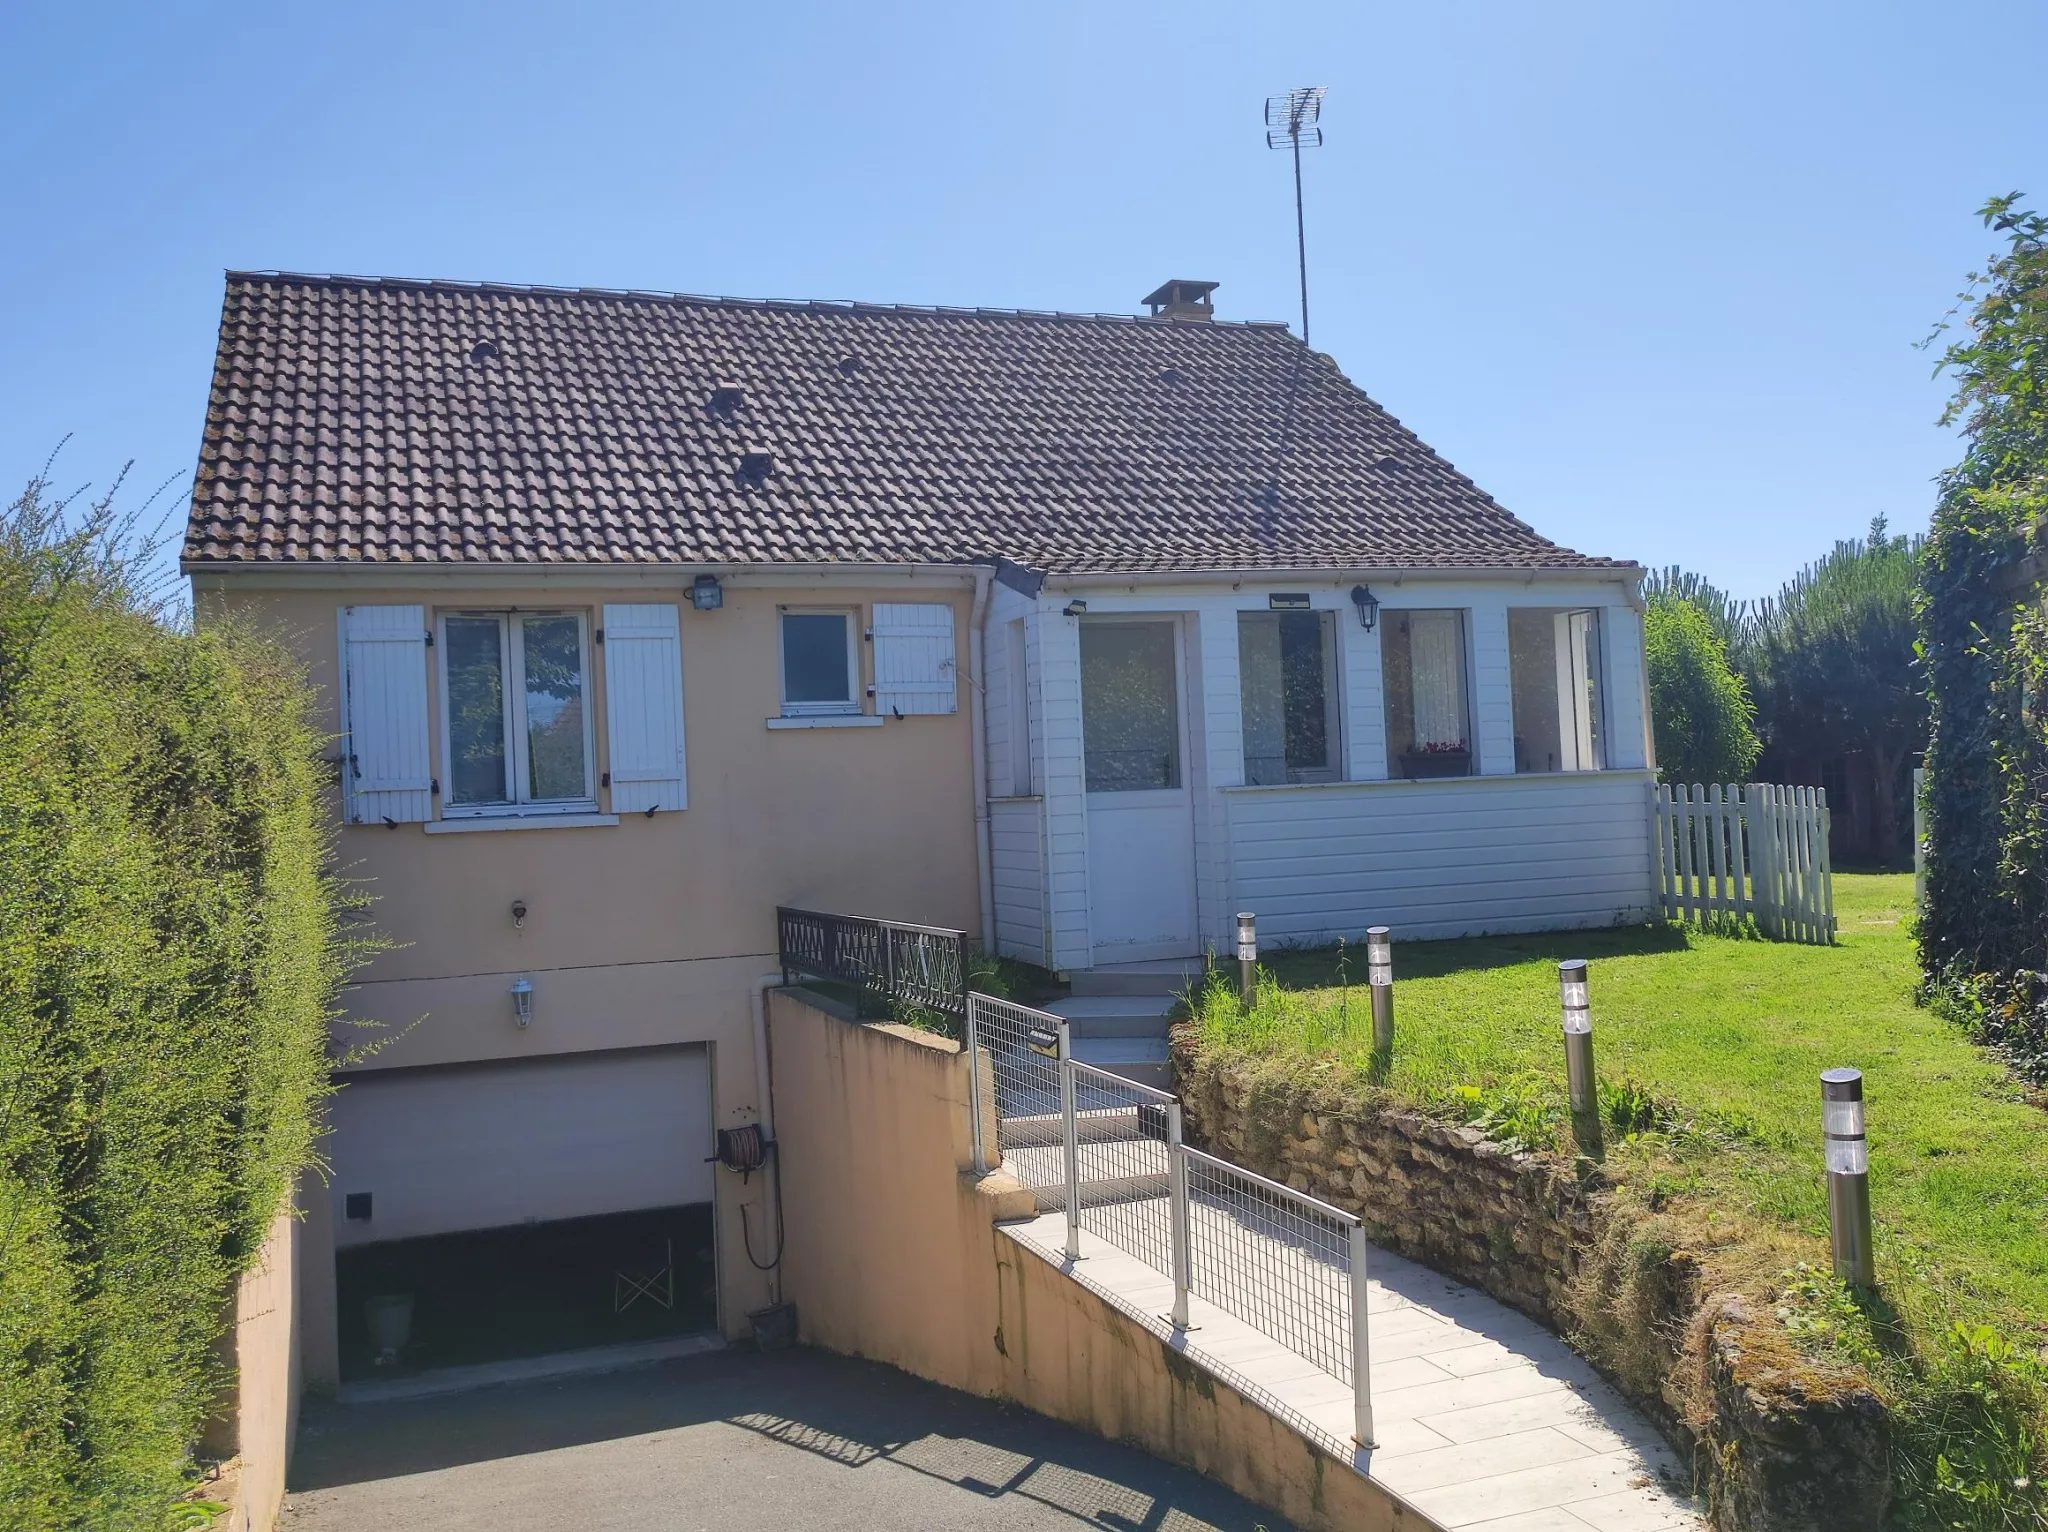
[968, 567, 997, 953]
[748, 971, 783, 1305]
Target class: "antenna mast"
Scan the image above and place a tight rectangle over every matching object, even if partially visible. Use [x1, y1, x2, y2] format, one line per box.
[1265, 86, 1326, 346]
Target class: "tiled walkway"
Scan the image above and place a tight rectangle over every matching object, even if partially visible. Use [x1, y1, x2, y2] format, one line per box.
[1002, 1211, 1705, 1532]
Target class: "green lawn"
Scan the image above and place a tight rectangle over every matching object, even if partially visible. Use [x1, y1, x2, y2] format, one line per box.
[1195, 874, 2048, 1334]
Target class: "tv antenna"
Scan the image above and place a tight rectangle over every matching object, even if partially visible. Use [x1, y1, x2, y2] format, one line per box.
[1265, 86, 1326, 346]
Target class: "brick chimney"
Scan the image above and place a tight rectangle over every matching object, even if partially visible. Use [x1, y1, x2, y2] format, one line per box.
[1142, 279, 1218, 321]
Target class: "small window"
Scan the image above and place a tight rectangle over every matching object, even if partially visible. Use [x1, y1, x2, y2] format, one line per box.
[1239, 610, 1340, 785]
[1006, 619, 1032, 795]
[780, 611, 859, 716]
[440, 611, 595, 812]
[1382, 610, 1472, 778]
[1510, 608, 1605, 772]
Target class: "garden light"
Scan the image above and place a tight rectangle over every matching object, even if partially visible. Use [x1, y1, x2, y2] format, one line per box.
[510, 974, 534, 1028]
[1366, 925, 1394, 1054]
[1237, 912, 1258, 1008]
[1822, 1068, 1875, 1288]
[1558, 959, 1601, 1154]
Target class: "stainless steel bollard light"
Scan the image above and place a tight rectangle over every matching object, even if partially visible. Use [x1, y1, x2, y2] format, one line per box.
[1559, 959, 1601, 1154]
[1822, 1068, 1875, 1288]
[1366, 926, 1394, 1054]
[1236, 912, 1258, 1009]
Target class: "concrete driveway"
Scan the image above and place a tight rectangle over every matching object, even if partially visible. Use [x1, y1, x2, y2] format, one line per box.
[283, 1346, 1290, 1531]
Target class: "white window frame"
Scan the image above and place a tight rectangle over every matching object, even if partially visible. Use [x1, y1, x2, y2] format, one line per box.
[436, 610, 599, 818]
[1237, 608, 1344, 786]
[778, 607, 862, 718]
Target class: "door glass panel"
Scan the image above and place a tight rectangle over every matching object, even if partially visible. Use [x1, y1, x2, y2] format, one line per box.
[445, 616, 508, 805]
[1082, 622, 1181, 791]
[782, 613, 853, 707]
[521, 615, 588, 800]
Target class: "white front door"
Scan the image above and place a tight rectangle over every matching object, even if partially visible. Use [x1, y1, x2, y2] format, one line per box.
[1081, 618, 1198, 963]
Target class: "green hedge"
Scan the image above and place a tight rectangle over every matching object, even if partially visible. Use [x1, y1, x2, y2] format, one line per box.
[0, 482, 345, 1529]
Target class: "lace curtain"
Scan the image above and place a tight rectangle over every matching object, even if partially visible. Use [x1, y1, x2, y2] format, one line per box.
[1408, 612, 1466, 748]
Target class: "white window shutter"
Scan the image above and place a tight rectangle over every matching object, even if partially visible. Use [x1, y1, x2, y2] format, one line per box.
[602, 604, 687, 814]
[340, 605, 433, 824]
[870, 603, 957, 716]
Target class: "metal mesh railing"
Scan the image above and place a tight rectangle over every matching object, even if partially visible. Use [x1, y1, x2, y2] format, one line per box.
[966, 990, 1374, 1445]
[1072, 1062, 1175, 1281]
[1185, 1146, 1359, 1387]
[777, 906, 968, 1022]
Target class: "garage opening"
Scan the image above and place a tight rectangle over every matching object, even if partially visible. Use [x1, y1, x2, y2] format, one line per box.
[326, 1046, 717, 1382]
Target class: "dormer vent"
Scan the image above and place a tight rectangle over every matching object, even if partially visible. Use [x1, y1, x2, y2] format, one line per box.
[468, 339, 500, 365]
[737, 451, 774, 487]
[709, 385, 745, 417]
[1142, 280, 1218, 321]
[837, 355, 863, 377]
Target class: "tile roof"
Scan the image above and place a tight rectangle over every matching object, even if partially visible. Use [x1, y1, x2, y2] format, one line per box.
[184, 272, 1628, 575]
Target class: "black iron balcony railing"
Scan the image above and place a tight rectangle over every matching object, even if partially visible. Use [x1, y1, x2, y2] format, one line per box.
[775, 907, 969, 1023]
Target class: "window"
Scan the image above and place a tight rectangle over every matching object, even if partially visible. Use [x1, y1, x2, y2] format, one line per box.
[1080, 621, 1181, 791]
[1509, 608, 1605, 772]
[779, 610, 860, 716]
[440, 612, 595, 813]
[1239, 610, 1340, 784]
[1005, 618, 1032, 795]
[1381, 609, 1472, 778]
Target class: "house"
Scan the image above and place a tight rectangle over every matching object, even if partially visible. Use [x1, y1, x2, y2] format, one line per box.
[184, 270, 1653, 1390]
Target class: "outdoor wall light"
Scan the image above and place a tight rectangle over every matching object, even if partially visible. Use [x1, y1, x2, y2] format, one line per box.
[691, 574, 724, 611]
[1366, 926, 1394, 1054]
[511, 899, 527, 929]
[510, 975, 534, 1028]
[1558, 959, 1601, 1153]
[1350, 583, 1380, 632]
[1063, 599, 1088, 617]
[1236, 912, 1258, 1008]
[1822, 1068, 1875, 1287]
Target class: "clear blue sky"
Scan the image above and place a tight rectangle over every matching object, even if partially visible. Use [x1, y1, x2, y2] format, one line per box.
[2, 0, 2038, 600]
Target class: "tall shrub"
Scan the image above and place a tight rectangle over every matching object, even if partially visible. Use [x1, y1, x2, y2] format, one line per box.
[0, 470, 346, 1529]
[1643, 595, 1761, 785]
[1918, 194, 2048, 1074]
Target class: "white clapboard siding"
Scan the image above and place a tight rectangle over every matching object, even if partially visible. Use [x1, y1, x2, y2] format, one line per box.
[1226, 773, 1657, 942]
[1652, 782, 1834, 944]
[990, 796, 1049, 964]
[340, 605, 433, 825]
[602, 604, 687, 814]
[870, 602, 957, 715]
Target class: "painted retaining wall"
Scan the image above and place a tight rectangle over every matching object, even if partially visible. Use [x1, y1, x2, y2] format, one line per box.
[766, 987, 1419, 1531]
[201, 1200, 300, 1532]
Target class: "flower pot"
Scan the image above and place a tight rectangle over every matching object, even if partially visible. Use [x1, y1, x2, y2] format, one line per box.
[364, 1293, 414, 1365]
[1399, 748, 1471, 779]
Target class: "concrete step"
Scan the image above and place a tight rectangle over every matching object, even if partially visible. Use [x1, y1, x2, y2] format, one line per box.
[1072, 1036, 1171, 1090]
[1068, 961, 1207, 998]
[1046, 994, 1177, 1038]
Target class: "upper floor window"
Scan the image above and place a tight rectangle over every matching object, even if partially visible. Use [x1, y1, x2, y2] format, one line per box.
[440, 611, 595, 811]
[1239, 610, 1340, 785]
[780, 610, 860, 716]
[1509, 608, 1605, 772]
[1382, 610, 1472, 778]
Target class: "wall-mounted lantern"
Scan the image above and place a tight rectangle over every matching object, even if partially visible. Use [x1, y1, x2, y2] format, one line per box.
[691, 573, 724, 611]
[1350, 584, 1380, 632]
[510, 975, 534, 1028]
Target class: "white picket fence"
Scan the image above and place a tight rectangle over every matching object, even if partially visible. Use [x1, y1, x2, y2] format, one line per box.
[1652, 782, 1835, 944]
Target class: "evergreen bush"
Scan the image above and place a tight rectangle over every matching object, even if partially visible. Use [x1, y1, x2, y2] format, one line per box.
[0, 469, 348, 1529]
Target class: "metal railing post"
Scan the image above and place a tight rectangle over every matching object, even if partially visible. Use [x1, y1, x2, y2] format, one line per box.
[1349, 1222, 1375, 1447]
[965, 995, 988, 1175]
[1058, 1019, 1081, 1260]
[1167, 1101, 1191, 1330]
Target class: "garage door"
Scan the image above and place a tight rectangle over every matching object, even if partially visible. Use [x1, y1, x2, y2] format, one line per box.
[327, 1046, 713, 1249]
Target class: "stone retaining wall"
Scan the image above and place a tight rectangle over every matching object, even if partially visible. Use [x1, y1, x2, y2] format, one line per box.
[1172, 1036, 1893, 1532]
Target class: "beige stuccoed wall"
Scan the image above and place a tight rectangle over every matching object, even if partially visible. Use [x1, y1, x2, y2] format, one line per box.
[767, 989, 1413, 1532]
[198, 574, 984, 1385]
[200, 1201, 298, 1532]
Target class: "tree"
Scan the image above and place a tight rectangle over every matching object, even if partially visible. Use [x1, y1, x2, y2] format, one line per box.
[1644, 594, 1761, 785]
[1748, 518, 1925, 863]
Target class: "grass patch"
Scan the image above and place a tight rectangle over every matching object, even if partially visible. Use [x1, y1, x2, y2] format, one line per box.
[1187, 874, 2048, 1527]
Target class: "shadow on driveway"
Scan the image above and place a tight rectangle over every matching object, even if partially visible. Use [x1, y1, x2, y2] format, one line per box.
[286, 1344, 1289, 1531]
